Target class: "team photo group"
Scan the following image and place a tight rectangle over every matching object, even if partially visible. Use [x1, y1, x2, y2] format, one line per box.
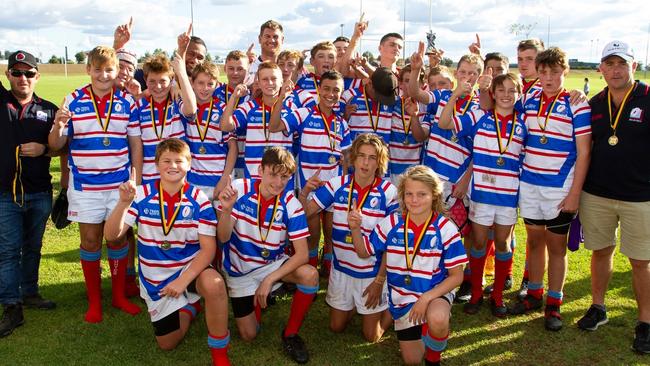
[1, 12, 649, 366]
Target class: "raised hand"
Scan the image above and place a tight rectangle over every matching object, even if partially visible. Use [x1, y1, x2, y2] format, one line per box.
[177, 23, 192, 56]
[468, 33, 481, 55]
[280, 79, 294, 97]
[171, 51, 186, 74]
[427, 47, 444, 68]
[217, 175, 238, 211]
[353, 13, 368, 38]
[410, 42, 425, 70]
[477, 67, 493, 92]
[404, 97, 418, 116]
[233, 84, 249, 99]
[125, 78, 142, 97]
[453, 79, 473, 99]
[54, 104, 72, 130]
[113, 17, 133, 50]
[246, 43, 256, 64]
[347, 198, 362, 231]
[118, 166, 137, 203]
[303, 167, 323, 194]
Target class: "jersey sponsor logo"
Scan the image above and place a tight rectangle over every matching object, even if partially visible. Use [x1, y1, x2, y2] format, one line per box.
[242, 205, 255, 215]
[630, 107, 643, 123]
[144, 207, 160, 216]
[36, 110, 48, 121]
[75, 106, 91, 113]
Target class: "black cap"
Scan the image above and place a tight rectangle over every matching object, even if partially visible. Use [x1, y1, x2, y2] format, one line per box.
[9, 50, 38, 70]
[371, 67, 398, 106]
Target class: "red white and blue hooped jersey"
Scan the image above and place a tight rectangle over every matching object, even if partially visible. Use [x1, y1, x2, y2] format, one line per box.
[420, 89, 477, 184]
[282, 106, 352, 188]
[366, 212, 467, 319]
[63, 84, 140, 192]
[232, 98, 295, 187]
[213, 84, 250, 171]
[340, 86, 393, 144]
[313, 175, 399, 278]
[137, 97, 185, 183]
[218, 179, 309, 277]
[518, 89, 591, 188]
[124, 181, 217, 302]
[180, 97, 236, 188]
[522, 77, 543, 98]
[454, 109, 527, 208]
[389, 98, 427, 175]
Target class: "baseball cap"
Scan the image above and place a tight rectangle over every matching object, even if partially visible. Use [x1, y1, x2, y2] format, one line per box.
[371, 67, 399, 106]
[8, 50, 38, 70]
[116, 48, 137, 66]
[601, 40, 634, 62]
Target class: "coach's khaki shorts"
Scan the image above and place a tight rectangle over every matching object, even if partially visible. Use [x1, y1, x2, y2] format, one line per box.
[579, 191, 650, 260]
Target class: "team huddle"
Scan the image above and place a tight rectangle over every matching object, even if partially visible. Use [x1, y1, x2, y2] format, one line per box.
[11, 14, 644, 366]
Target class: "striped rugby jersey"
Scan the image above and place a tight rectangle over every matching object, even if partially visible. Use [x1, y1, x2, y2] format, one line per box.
[366, 212, 467, 319]
[180, 97, 236, 188]
[282, 106, 352, 188]
[313, 175, 399, 278]
[340, 86, 393, 144]
[213, 84, 249, 171]
[137, 97, 185, 183]
[124, 181, 217, 302]
[454, 109, 527, 208]
[389, 98, 427, 176]
[63, 84, 140, 192]
[232, 98, 295, 186]
[420, 89, 477, 184]
[219, 179, 309, 277]
[518, 89, 591, 188]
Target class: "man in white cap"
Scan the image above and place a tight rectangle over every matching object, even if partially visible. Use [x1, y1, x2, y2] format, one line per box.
[578, 40, 650, 354]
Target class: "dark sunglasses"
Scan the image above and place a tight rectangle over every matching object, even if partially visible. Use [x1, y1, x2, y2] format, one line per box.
[10, 69, 37, 78]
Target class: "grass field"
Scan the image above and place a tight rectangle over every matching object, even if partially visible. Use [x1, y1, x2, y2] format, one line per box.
[1, 71, 649, 365]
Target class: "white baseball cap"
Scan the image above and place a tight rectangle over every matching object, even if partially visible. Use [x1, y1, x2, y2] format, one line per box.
[601, 40, 634, 62]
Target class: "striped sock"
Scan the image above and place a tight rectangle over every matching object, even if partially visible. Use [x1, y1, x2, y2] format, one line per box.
[422, 326, 447, 364]
[180, 301, 202, 321]
[547, 290, 563, 307]
[322, 252, 333, 272]
[284, 284, 318, 337]
[308, 248, 319, 268]
[463, 266, 471, 283]
[492, 251, 513, 306]
[107, 245, 141, 316]
[208, 331, 231, 366]
[80, 248, 103, 323]
[527, 282, 544, 299]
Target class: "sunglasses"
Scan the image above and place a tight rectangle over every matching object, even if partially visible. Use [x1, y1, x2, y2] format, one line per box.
[10, 69, 37, 78]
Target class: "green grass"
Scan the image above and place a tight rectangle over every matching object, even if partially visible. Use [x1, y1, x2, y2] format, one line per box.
[1, 71, 649, 365]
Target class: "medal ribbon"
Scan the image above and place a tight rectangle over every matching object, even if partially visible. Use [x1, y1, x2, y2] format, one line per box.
[261, 101, 275, 142]
[150, 96, 170, 140]
[257, 194, 280, 245]
[224, 85, 240, 107]
[362, 87, 381, 132]
[523, 78, 539, 94]
[493, 111, 517, 155]
[88, 87, 115, 134]
[536, 89, 564, 135]
[195, 98, 214, 144]
[403, 211, 435, 272]
[318, 106, 338, 153]
[400, 97, 411, 139]
[347, 176, 377, 212]
[607, 82, 635, 135]
[158, 180, 183, 236]
[12, 146, 23, 207]
[456, 94, 473, 115]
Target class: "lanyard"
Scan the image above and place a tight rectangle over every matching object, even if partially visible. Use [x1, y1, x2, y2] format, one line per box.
[158, 181, 184, 236]
[150, 96, 170, 140]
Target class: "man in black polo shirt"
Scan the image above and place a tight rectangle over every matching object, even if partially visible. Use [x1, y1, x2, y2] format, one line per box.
[577, 41, 650, 354]
[0, 51, 58, 338]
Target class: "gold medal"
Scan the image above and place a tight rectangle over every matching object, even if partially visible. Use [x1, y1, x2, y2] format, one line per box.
[161, 241, 171, 250]
[403, 139, 410, 146]
[450, 134, 459, 143]
[261, 248, 270, 258]
[345, 235, 353, 244]
[496, 157, 505, 166]
[102, 137, 111, 147]
[199, 145, 207, 154]
[404, 274, 412, 286]
[608, 135, 619, 146]
[540, 135, 548, 145]
[328, 155, 336, 164]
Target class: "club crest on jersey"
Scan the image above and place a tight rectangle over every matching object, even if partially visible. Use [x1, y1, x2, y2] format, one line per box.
[370, 197, 379, 208]
[556, 104, 566, 113]
[274, 210, 283, 222]
[515, 125, 523, 135]
[182, 206, 192, 219]
[630, 107, 643, 122]
[36, 110, 48, 121]
[114, 103, 123, 112]
[211, 113, 219, 122]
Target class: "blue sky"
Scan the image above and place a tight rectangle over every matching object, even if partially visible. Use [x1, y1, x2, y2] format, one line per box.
[1, 0, 648, 65]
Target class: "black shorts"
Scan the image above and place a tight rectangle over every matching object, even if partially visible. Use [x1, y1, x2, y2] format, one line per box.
[395, 295, 452, 341]
[231, 295, 255, 319]
[151, 279, 199, 336]
[523, 211, 576, 235]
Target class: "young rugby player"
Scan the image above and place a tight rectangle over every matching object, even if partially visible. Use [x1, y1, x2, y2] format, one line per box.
[439, 73, 527, 317]
[48, 46, 142, 322]
[277, 50, 305, 85]
[269, 70, 351, 269]
[104, 138, 231, 365]
[217, 147, 318, 364]
[350, 165, 467, 366]
[508, 47, 591, 332]
[300, 133, 397, 342]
